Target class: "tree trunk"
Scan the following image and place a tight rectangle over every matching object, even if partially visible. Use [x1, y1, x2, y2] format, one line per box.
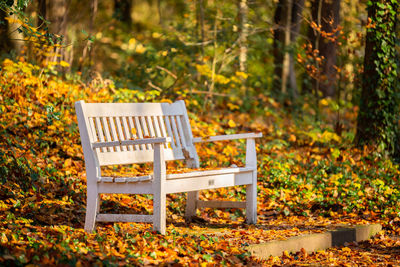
[47, 0, 69, 64]
[288, 0, 304, 99]
[37, 0, 47, 30]
[272, 0, 285, 96]
[0, 9, 13, 53]
[280, 0, 292, 94]
[196, 0, 205, 56]
[113, 0, 132, 25]
[273, 0, 304, 99]
[79, 0, 98, 71]
[238, 0, 248, 73]
[355, 0, 399, 157]
[307, 0, 341, 98]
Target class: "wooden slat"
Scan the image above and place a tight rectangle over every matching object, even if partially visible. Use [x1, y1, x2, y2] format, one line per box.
[127, 117, 139, 150]
[140, 116, 151, 150]
[92, 137, 172, 148]
[84, 102, 185, 117]
[109, 175, 152, 183]
[164, 116, 176, 149]
[170, 116, 181, 148]
[98, 182, 153, 194]
[175, 100, 199, 167]
[115, 117, 127, 151]
[152, 116, 162, 137]
[133, 117, 145, 150]
[97, 214, 153, 223]
[88, 117, 100, 153]
[121, 117, 134, 151]
[96, 149, 184, 165]
[95, 117, 105, 152]
[146, 116, 156, 138]
[99, 177, 113, 182]
[157, 116, 169, 149]
[166, 167, 253, 180]
[192, 133, 263, 143]
[196, 200, 246, 209]
[176, 115, 187, 148]
[165, 172, 253, 194]
[108, 117, 121, 152]
[101, 117, 114, 152]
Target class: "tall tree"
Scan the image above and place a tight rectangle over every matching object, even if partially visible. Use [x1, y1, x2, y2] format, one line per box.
[238, 0, 248, 73]
[0, 8, 12, 53]
[307, 0, 341, 98]
[272, 0, 304, 99]
[46, 0, 69, 64]
[37, 0, 46, 30]
[288, 0, 304, 98]
[113, 0, 132, 25]
[355, 0, 399, 156]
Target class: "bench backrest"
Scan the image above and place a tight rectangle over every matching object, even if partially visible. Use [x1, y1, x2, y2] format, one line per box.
[75, 100, 199, 167]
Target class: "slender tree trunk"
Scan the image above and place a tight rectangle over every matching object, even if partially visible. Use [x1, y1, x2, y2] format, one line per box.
[281, 0, 292, 94]
[7, 2, 24, 54]
[288, 0, 304, 99]
[306, 0, 341, 98]
[0, 9, 13, 53]
[238, 0, 248, 73]
[319, 0, 340, 97]
[79, 0, 98, 71]
[272, 0, 284, 96]
[273, 0, 304, 100]
[197, 0, 205, 56]
[113, 0, 132, 25]
[37, 0, 47, 30]
[157, 0, 163, 25]
[47, 0, 69, 64]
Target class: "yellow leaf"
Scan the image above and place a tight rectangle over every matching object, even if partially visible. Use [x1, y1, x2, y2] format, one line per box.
[0, 233, 7, 244]
[135, 44, 146, 54]
[289, 134, 296, 142]
[320, 98, 329, 106]
[235, 71, 248, 79]
[60, 60, 70, 67]
[129, 38, 137, 46]
[341, 247, 351, 252]
[228, 119, 236, 128]
[64, 158, 72, 168]
[152, 32, 162, 38]
[130, 128, 137, 137]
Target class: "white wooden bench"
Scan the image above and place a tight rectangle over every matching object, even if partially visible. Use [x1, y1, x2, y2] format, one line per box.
[75, 100, 262, 234]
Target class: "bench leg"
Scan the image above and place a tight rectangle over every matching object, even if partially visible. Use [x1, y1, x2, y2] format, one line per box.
[153, 143, 166, 234]
[246, 180, 257, 224]
[85, 188, 100, 233]
[185, 191, 199, 221]
[245, 138, 257, 224]
[153, 191, 166, 234]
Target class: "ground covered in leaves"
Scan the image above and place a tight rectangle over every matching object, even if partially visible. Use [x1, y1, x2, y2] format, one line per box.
[1, 59, 400, 266]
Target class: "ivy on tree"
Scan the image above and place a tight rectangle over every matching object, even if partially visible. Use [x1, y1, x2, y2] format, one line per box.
[355, 0, 400, 157]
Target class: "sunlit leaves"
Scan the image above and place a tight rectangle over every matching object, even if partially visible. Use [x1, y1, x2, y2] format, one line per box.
[1, 57, 400, 265]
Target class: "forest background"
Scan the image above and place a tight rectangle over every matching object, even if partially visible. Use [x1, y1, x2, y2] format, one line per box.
[0, 0, 400, 265]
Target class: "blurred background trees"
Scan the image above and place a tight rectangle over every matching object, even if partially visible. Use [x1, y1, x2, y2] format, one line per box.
[0, 0, 399, 157]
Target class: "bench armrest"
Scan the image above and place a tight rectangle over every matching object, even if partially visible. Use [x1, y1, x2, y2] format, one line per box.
[192, 133, 262, 143]
[92, 137, 171, 149]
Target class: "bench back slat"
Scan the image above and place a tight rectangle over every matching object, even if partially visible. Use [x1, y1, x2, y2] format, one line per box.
[75, 100, 199, 166]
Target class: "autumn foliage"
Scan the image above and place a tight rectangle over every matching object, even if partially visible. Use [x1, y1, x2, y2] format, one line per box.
[1, 58, 400, 266]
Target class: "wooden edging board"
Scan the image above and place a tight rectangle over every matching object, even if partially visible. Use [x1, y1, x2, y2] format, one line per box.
[247, 224, 382, 259]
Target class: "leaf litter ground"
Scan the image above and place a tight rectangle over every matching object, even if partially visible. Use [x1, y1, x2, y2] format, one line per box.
[1, 59, 400, 266]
